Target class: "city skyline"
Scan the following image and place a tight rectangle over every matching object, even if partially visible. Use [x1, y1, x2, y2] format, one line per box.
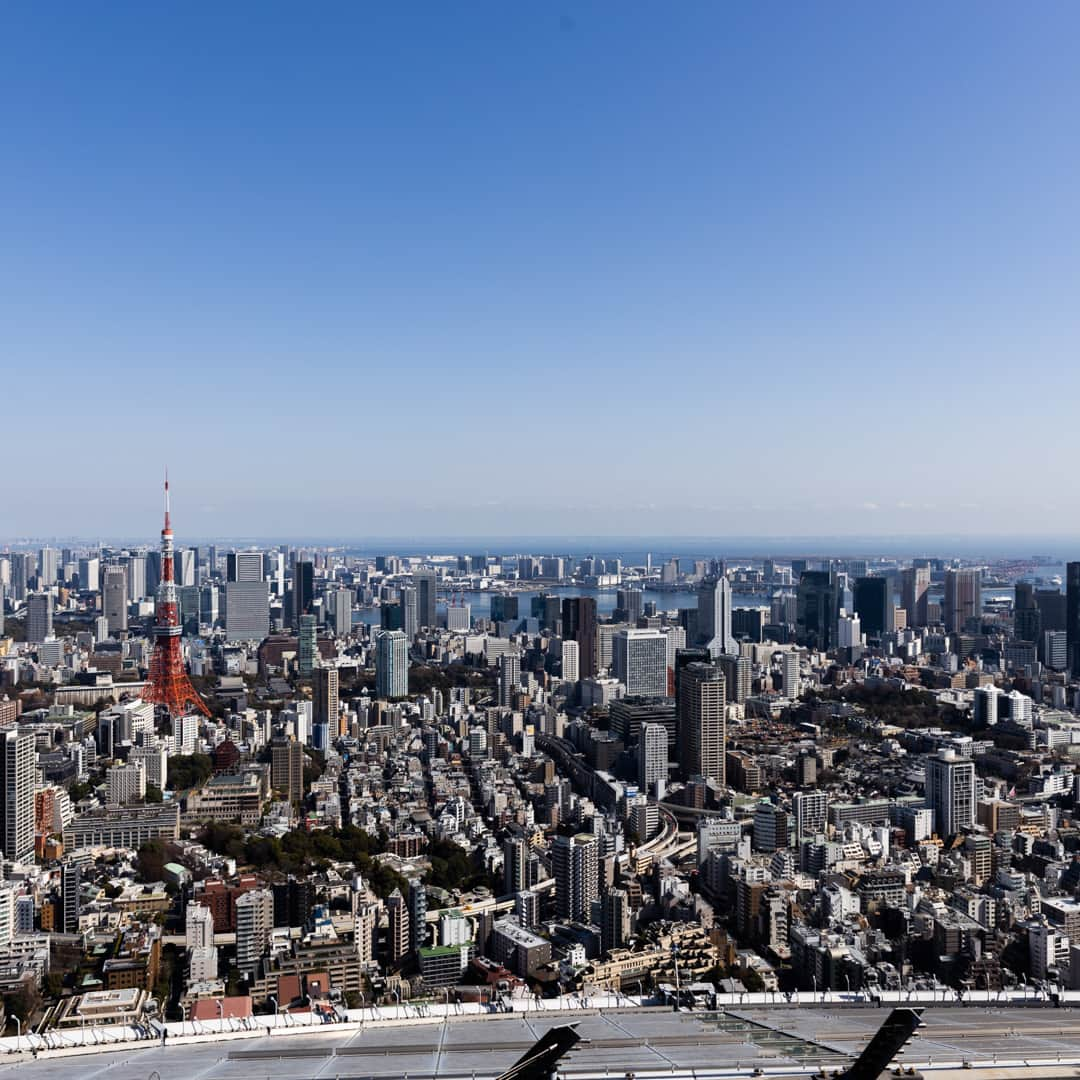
[4, 4, 1080, 536]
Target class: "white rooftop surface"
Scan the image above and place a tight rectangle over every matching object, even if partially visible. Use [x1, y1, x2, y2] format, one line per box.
[5, 1004, 1080, 1080]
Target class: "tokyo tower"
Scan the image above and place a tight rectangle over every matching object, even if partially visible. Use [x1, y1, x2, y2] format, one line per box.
[143, 475, 210, 720]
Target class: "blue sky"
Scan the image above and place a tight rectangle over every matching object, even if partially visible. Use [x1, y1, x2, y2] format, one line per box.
[3, 4, 1079, 540]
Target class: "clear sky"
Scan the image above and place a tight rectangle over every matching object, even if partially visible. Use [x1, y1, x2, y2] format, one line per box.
[3, 4, 1080, 541]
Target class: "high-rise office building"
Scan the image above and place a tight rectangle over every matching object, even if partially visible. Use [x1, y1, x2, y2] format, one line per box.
[697, 575, 736, 656]
[26, 592, 53, 643]
[1015, 581, 1041, 644]
[490, 594, 519, 625]
[227, 551, 265, 582]
[1044, 629, 1068, 671]
[497, 652, 521, 707]
[752, 801, 790, 852]
[271, 736, 304, 803]
[677, 661, 726, 783]
[0, 729, 35, 863]
[292, 560, 314, 627]
[102, 564, 129, 634]
[376, 629, 409, 699]
[943, 568, 982, 633]
[612, 628, 668, 697]
[716, 652, 751, 706]
[412, 570, 438, 630]
[223, 550, 269, 643]
[330, 587, 353, 637]
[503, 836, 528, 895]
[313, 666, 339, 732]
[781, 650, 800, 699]
[853, 576, 891, 637]
[901, 566, 930, 628]
[225, 579, 270, 642]
[616, 588, 644, 624]
[1066, 562, 1080, 673]
[297, 614, 317, 678]
[638, 722, 668, 795]
[560, 639, 579, 682]
[551, 832, 599, 923]
[175, 548, 197, 588]
[127, 553, 147, 600]
[925, 750, 976, 837]
[38, 547, 59, 586]
[561, 596, 597, 678]
[78, 556, 100, 593]
[796, 571, 836, 649]
[9, 554, 28, 603]
[399, 585, 418, 639]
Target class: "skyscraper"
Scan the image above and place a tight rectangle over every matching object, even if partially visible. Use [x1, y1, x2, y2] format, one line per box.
[78, 556, 100, 593]
[503, 836, 528, 895]
[497, 652, 521, 707]
[901, 565, 930, 628]
[943, 568, 982, 633]
[297, 614, 317, 678]
[716, 652, 751, 706]
[551, 832, 599, 923]
[677, 661, 726, 783]
[925, 750, 976, 837]
[697, 575, 736, 656]
[561, 596, 597, 678]
[781, 651, 800, 699]
[330, 587, 353, 637]
[399, 585, 418, 639]
[225, 550, 269, 642]
[26, 592, 53, 643]
[270, 736, 304, 804]
[313, 666, 339, 732]
[102, 564, 129, 634]
[412, 570, 438, 630]
[292, 559, 314, 627]
[0, 729, 35, 863]
[38, 547, 59, 586]
[853, 576, 891, 637]
[1066, 562, 1080, 673]
[127, 553, 147, 600]
[8, 554, 28, 604]
[376, 629, 409, 699]
[612, 629, 668, 697]
[796, 571, 836, 649]
[638, 722, 668, 795]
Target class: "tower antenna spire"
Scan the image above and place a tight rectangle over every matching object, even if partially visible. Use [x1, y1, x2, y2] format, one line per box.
[143, 475, 210, 721]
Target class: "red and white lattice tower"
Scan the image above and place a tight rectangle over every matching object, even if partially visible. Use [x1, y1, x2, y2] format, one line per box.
[143, 475, 210, 720]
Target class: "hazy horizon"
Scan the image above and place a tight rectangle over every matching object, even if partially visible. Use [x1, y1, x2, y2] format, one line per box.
[4, 530, 1079, 562]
